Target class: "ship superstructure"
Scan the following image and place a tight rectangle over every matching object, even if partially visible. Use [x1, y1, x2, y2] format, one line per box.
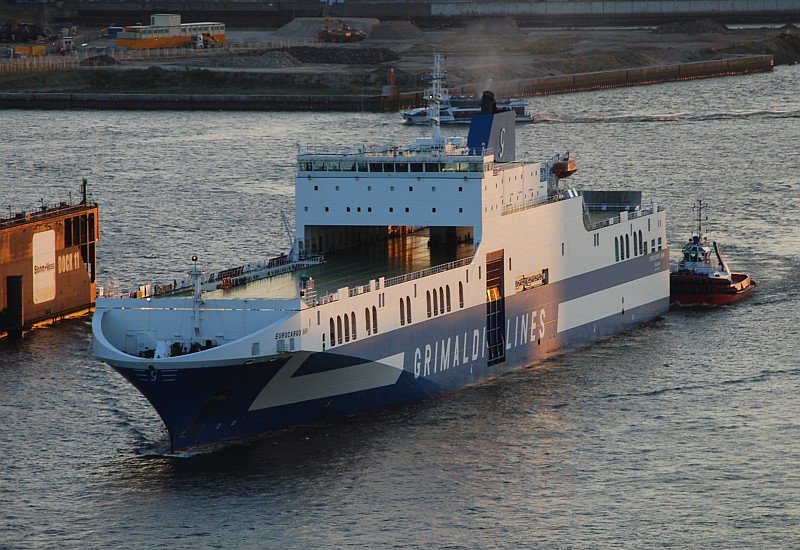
[93, 107, 670, 452]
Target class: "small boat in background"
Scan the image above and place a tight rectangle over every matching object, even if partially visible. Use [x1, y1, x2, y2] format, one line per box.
[670, 199, 755, 306]
[400, 55, 533, 125]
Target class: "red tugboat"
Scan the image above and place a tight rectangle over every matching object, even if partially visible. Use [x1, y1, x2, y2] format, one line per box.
[670, 199, 755, 306]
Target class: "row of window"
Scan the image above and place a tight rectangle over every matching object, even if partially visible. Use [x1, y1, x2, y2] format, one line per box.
[127, 24, 224, 36]
[314, 185, 464, 192]
[614, 230, 662, 262]
[330, 282, 469, 346]
[425, 282, 466, 319]
[310, 206, 465, 214]
[329, 306, 379, 347]
[300, 161, 486, 173]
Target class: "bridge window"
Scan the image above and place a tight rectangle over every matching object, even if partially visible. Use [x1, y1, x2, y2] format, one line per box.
[372, 306, 378, 334]
[365, 307, 371, 336]
[459, 282, 464, 308]
[446, 286, 451, 312]
[337, 316, 343, 344]
[330, 318, 336, 347]
[351, 312, 357, 340]
[433, 289, 439, 316]
[400, 298, 405, 326]
[639, 230, 644, 255]
[615, 237, 620, 262]
[406, 296, 412, 323]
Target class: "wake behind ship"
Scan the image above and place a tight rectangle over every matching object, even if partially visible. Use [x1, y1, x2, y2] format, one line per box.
[93, 81, 671, 452]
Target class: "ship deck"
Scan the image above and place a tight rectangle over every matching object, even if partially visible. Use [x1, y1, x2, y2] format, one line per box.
[205, 228, 475, 301]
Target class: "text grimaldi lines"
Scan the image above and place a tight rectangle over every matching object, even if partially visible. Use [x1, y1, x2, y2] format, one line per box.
[413, 308, 547, 378]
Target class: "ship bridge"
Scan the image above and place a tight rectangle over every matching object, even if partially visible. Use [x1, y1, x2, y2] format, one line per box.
[294, 142, 493, 259]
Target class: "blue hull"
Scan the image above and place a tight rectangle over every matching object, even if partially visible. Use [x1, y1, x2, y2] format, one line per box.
[114, 252, 670, 452]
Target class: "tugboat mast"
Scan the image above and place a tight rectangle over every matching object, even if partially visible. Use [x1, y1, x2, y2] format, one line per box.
[692, 198, 708, 241]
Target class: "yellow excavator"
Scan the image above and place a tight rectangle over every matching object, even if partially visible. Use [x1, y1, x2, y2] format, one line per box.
[316, 17, 365, 43]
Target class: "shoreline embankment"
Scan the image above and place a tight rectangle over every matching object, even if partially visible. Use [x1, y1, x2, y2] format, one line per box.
[0, 55, 774, 112]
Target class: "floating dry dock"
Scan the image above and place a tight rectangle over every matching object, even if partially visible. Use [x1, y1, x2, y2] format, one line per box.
[1, 180, 99, 336]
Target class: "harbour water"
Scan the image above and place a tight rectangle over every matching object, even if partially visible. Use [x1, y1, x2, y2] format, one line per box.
[1, 66, 799, 548]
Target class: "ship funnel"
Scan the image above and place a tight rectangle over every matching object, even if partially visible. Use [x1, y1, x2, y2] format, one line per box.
[467, 109, 515, 162]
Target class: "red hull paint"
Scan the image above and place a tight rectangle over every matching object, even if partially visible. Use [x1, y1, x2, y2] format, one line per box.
[670, 273, 755, 306]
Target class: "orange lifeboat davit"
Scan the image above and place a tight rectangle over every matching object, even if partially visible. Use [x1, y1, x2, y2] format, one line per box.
[551, 153, 577, 179]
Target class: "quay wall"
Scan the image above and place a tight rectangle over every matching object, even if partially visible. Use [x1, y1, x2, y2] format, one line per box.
[0, 56, 773, 112]
[486, 54, 774, 97]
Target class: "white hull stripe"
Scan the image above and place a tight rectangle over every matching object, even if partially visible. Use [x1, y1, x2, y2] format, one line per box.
[249, 352, 406, 411]
[557, 271, 669, 333]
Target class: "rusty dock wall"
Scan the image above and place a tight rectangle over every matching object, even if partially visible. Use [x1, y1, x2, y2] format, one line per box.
[491, 55, 774, 97]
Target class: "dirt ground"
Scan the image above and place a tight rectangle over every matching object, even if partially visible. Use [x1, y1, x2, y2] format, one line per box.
[142, 17, 799, 90]
[4, 18, 797, 95]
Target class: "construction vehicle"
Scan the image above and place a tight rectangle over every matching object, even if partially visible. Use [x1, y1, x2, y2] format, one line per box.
[190, 33, 221, 49]
[316, 17, 365, 43]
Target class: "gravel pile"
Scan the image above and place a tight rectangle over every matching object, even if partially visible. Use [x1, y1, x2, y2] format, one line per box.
[276, 46, 399, 64]
[369, 21, 425, 40]
[654, 19, 729, 34]
[80, 54, 119, 66]
[272, 17, 380, 39]
[207, 50, 303, 68]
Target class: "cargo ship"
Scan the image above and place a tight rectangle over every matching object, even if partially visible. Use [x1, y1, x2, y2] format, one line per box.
[93, 71, 671, 452]
[1, 179, 99, 337]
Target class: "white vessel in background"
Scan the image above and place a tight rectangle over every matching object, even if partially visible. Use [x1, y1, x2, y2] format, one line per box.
[401, 55, 534, 125]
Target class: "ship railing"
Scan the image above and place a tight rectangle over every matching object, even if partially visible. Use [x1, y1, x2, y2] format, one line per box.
[384, 256, 473, 287]
[0, 201, 97, 229]
[501, 193, 562, 216]
[301, 256, 473, 308]
[349, 283, 372, 297]
[583, 203, 664, 231]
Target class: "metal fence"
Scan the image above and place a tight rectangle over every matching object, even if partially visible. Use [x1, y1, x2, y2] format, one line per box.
[0, 39, 313, 74]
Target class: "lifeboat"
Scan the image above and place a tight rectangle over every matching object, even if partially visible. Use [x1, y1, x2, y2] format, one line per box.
[551, 153, 577, 179]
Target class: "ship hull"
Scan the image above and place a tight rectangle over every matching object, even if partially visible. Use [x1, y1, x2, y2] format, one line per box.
[670, 273, 755, 306]
[100, 251, 670, 452]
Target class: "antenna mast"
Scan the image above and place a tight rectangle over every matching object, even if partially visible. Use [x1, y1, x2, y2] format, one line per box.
[692, 198, 707, 240]
[427, 52, 448, 144]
